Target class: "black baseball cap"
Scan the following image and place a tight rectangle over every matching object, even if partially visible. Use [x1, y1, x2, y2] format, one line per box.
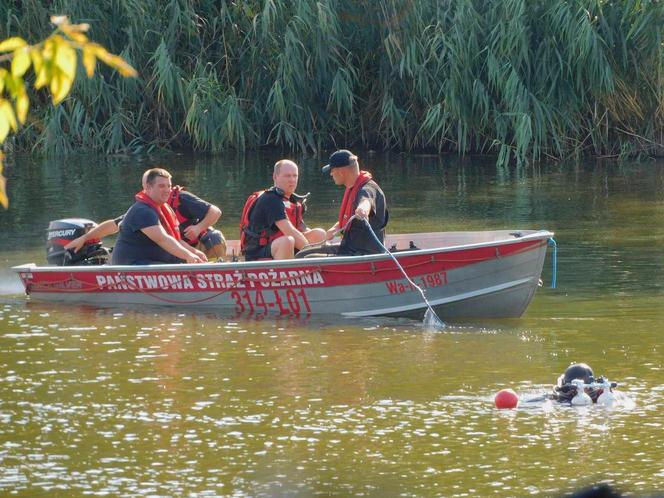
[322, 149, 356, 173]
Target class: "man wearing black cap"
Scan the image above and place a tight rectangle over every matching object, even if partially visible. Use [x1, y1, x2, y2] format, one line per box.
[318, 149, 388, 256]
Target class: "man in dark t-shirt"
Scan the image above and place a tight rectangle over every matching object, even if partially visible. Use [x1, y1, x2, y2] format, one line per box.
[298, 150, 388, 257]
[112, 201, 186, 265]
[109, 168, 206, 265]
[65, 183, 225, 261]
[242, 160, 326, 261]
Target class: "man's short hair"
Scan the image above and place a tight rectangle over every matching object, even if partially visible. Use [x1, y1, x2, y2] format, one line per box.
[274, 160, 297, 176]
[143, 168, 171, 187]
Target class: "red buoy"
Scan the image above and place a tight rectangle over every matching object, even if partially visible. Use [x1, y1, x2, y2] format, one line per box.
[495, 389, 519, 409]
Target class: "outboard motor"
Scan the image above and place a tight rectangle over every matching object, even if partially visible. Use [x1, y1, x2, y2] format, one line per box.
[46, 218, 110, 266]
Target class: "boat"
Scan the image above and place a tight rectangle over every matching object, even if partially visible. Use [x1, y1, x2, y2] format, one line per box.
[12, 229, 554, 319]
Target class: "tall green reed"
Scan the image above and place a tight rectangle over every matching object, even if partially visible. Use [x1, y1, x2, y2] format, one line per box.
[1, 0, 661, 165]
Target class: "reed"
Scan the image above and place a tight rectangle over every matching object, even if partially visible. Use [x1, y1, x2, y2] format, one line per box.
[1, 0, 662, 164]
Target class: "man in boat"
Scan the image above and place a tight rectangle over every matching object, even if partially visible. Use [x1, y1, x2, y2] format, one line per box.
[65, 172, 226, 261]
[110, 168, 207, 265]
[240, 159, 326, 261]
[298, 149, 388, 257]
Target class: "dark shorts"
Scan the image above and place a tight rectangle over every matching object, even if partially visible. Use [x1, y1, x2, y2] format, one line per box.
[244, 243, 273, 261]
[198, 229, 224, 250]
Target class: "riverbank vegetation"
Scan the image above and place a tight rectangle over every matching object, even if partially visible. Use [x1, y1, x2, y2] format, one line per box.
[1, 0, 662, 165]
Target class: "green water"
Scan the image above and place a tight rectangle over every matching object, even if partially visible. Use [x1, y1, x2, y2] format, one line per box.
[1, 153, 663, 497]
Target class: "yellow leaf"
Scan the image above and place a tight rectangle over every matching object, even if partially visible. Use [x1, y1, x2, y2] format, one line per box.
[61, 25, 88, 44]
[0, 109, 9, 142]
[54, 38, 77, 82]
[30, 48, 43, 74]
[0, 68, 6, 93]
[0, 37, 27, 53]
[102, 54, 137, 77]
[11, 47, 31, 78]
[82, 44, 96, 77]
[0, 99, 18, 132]
[72, 23, 90, 32]
[0, 155, 7, 209]
[34, 41, 53, 89]
[91, 43, 138, 77]
[16, 92, 29, 124]
[34, 63, 49, 89]
[43, 37, 56, 60]
[50, 68, 73, 105]
[109, 55, 138, 78]
[90, 43, 111, 61]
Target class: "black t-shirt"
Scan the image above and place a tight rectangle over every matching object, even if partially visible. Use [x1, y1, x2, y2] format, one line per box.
[111, 202, 183, 265]
[244, 190, 306, 255]
[175, 190, 211, 229]
[110, 190, 211, 254]
[339, 180, 388, 256]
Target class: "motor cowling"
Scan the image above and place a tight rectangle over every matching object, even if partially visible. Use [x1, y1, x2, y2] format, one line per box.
[46, 218, 110, 266]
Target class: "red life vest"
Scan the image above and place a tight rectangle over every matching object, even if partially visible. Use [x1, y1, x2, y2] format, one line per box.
[134, 191, 181, 240]
[240, 188, 304, 254]
[167, 185, 201, 244]
[338, 171, 372, 232]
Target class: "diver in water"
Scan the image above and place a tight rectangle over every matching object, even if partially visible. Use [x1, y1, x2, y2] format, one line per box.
[551, 363, 618, 405]
[527, 363, 618, 405]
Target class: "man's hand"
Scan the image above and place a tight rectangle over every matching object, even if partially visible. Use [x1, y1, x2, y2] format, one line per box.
[184, 247, 206, 264]
[326, 227, 337, 240]
[184, 252, 205, 264]
[183, 223, 204, 241]
[64, 236, 86, 253]
[191, 247, 208, 262]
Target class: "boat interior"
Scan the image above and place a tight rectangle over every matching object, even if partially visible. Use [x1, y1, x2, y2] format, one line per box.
[222, 229, 544, 259]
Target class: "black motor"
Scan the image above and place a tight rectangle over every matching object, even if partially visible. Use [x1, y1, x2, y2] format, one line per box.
[46, 218, 111, 266]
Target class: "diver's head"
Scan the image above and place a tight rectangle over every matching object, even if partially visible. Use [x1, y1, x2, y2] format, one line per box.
[558, 363, 594, 387]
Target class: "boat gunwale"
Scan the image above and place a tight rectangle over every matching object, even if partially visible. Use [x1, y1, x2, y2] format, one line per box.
[12, 229, 553, 274]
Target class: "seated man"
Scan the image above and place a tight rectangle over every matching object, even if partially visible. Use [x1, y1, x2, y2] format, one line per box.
[110, 168, 207, 265]
[240, 159, 326, 261]
[66, 175, 226, 260]
[297, 149, 388, 258]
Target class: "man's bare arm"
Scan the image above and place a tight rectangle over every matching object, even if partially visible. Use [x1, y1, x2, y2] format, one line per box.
[64, 219, 119, 253]
[183, 204, 222, 241]
[141, 225, 205, 263]
[275, 219, 309, 250]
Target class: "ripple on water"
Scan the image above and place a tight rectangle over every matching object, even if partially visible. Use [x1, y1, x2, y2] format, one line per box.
[0, 300, 663, 496]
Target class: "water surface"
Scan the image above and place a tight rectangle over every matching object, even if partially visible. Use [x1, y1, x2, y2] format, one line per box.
[1, 153, 663, 496]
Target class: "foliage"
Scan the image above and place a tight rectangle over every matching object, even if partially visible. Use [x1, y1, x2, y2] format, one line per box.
[0, 15, 136, 207]
[1, 0, 662, 169]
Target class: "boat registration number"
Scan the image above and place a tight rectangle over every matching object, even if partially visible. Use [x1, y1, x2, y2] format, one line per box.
[230, 288, 311, 315]
[385, 270, 448, 295]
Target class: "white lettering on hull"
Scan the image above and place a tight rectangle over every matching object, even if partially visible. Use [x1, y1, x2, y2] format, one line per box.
[95, 269, 324, 291]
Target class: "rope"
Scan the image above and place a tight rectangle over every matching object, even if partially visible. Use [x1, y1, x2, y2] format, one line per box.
[547, 237, 557, 289]
[360, 218, 446, 329]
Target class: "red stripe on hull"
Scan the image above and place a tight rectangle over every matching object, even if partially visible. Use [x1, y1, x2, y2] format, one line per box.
[18, 239, 545, 295]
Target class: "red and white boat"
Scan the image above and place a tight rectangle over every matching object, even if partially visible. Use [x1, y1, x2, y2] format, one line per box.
[13, 229, 554, 319]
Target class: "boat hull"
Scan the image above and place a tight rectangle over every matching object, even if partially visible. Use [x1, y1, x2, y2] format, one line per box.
[13, 230, 552, 319]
